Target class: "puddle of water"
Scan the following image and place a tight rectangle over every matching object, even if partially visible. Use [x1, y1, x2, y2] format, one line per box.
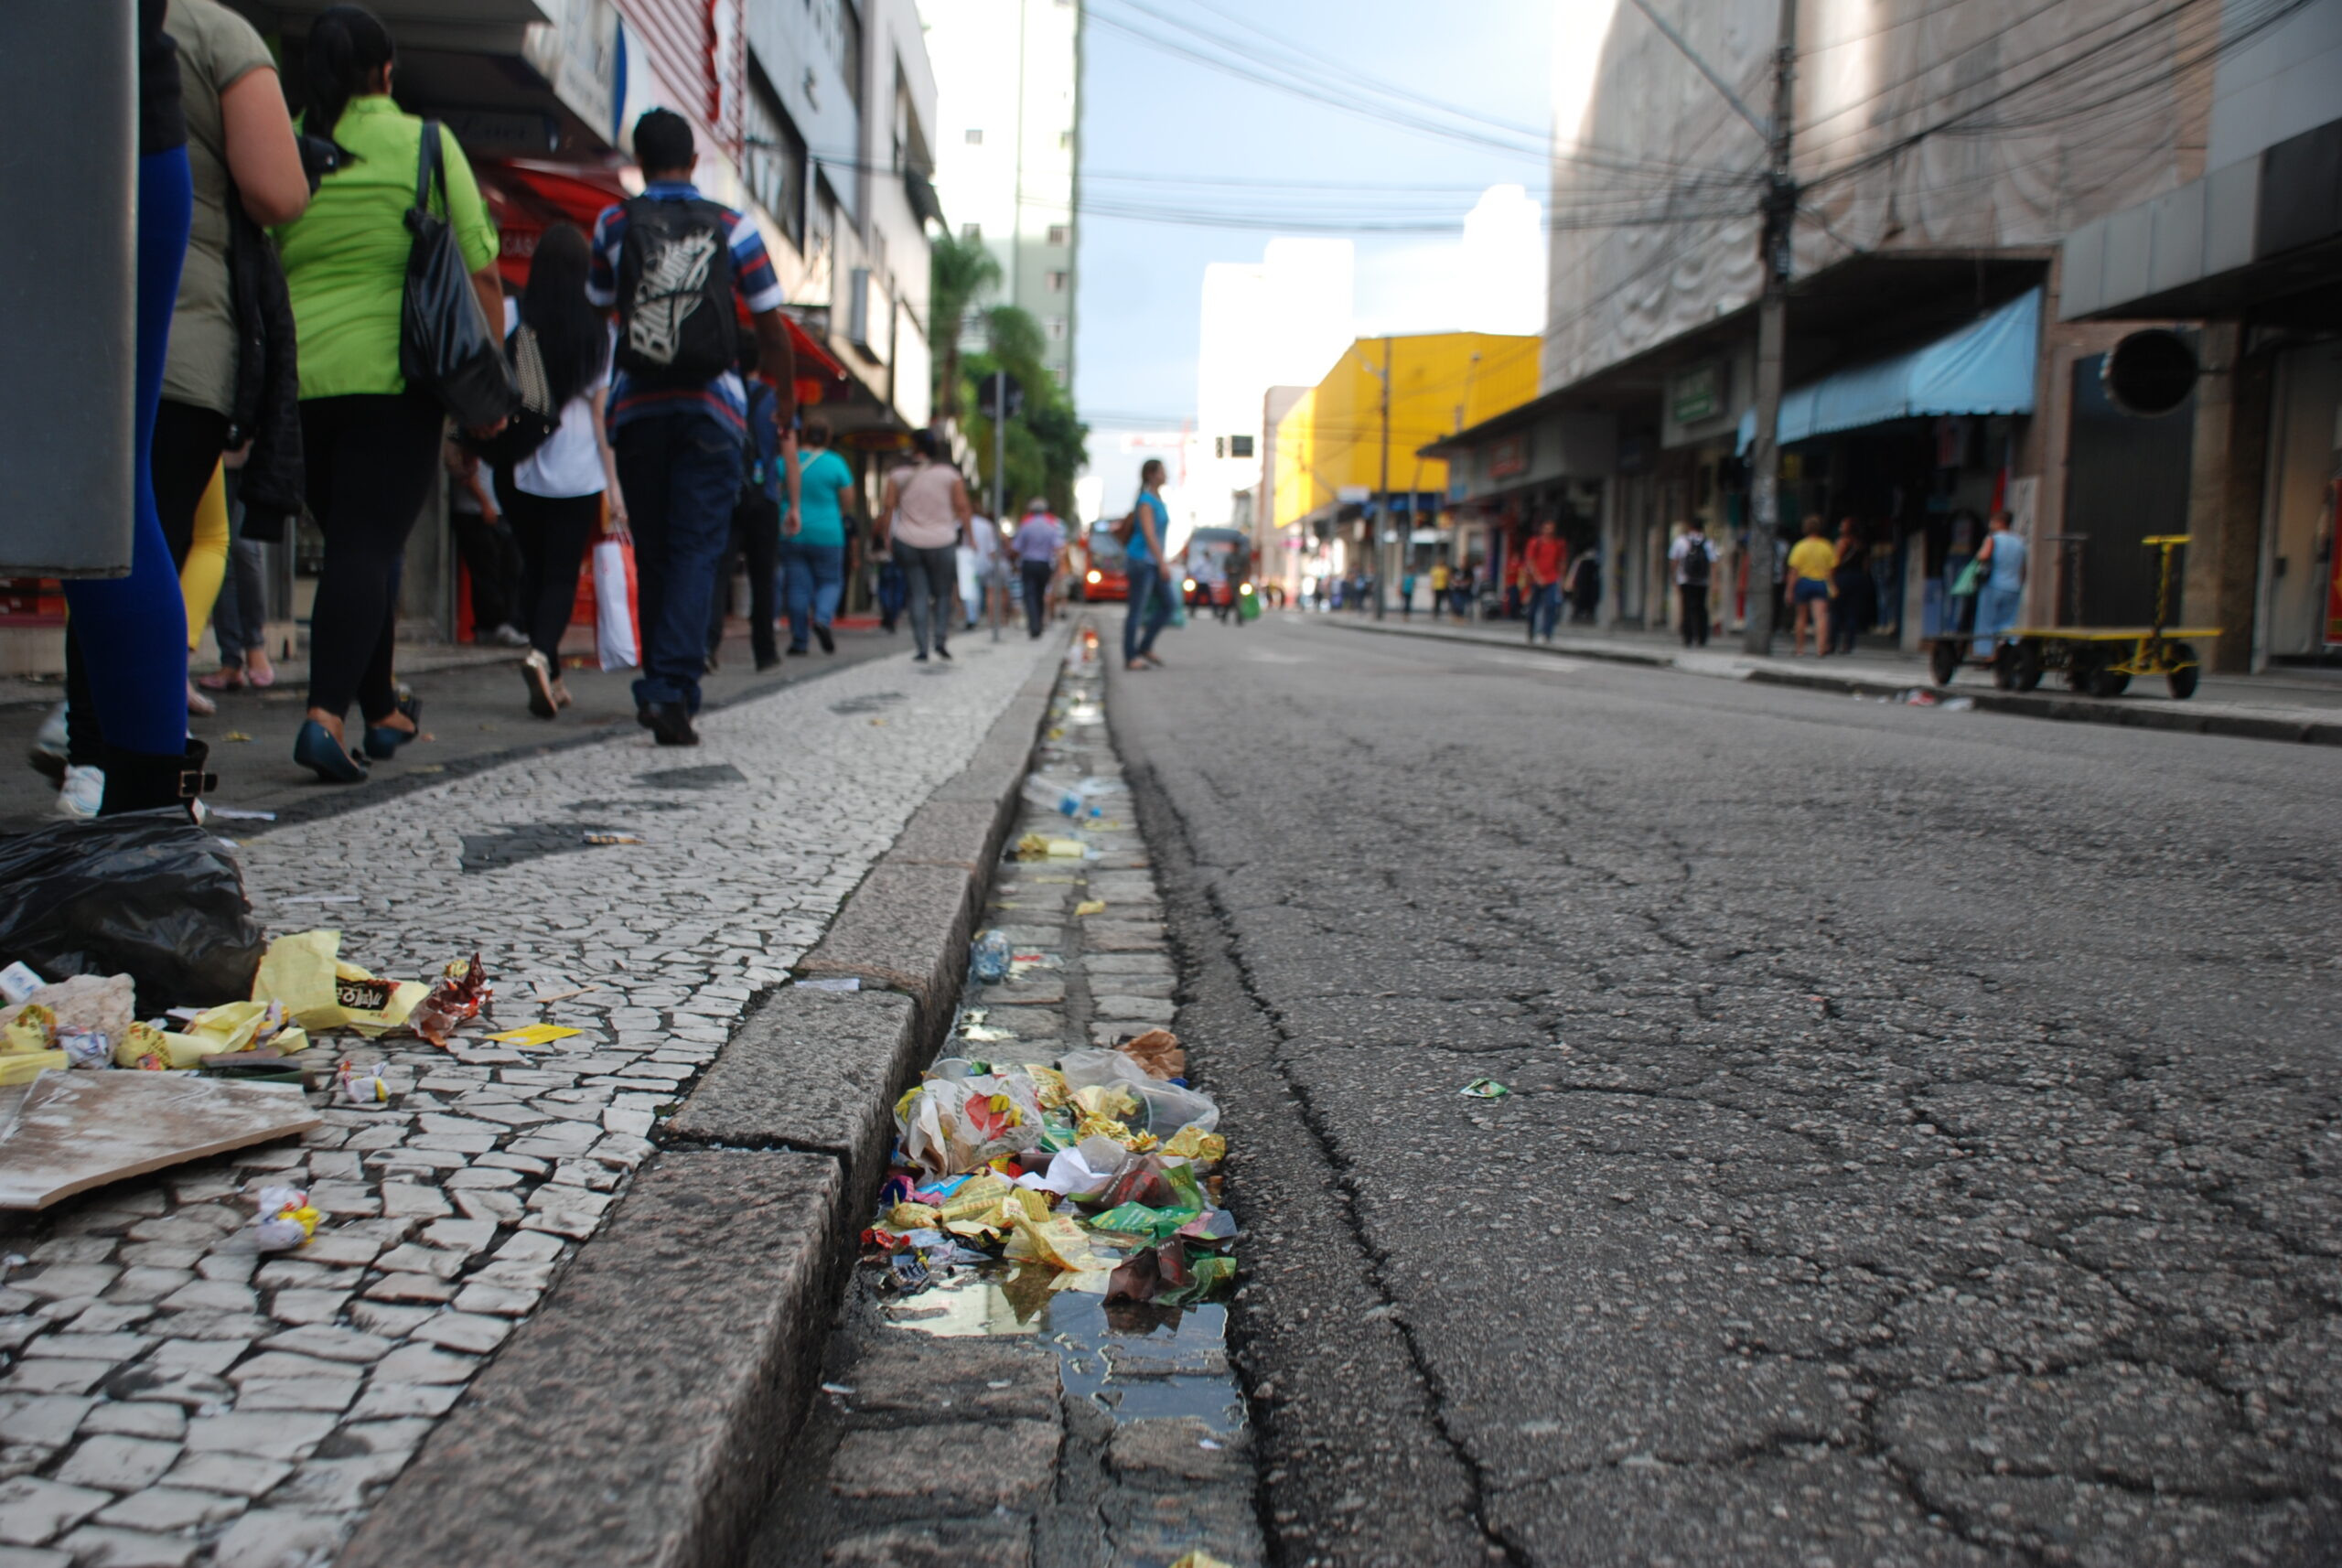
[886, 1264, 1244, 1434]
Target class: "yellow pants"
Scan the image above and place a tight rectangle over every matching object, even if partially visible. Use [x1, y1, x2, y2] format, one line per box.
[180, 460, 229, 653]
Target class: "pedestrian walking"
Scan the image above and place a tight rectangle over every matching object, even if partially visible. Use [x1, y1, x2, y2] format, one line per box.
[196, 456, 278, 693]
[1121, 459, 1173, 670]
[446, 441, 525, 646]
[875, 429, 971, 662]
[1451, 560, 1477, 619]
[781, 419, 855, 655]
[500, 221, 625, 718]
[1191, 543, 1226, 622]
[1785, 514, 1839, 657]
[1399, 569, 1416, 618]
[1523, 519, 1567, 642]
[1970, 509, 2028, 658]
[280, 4, 501, 781]
[1427, 558, 1450, 620]
[1568, 549, 1601, 623]
[704, 338, 784, 671]
[1668, 519, 1718, 648]
[1011, 497, 1066, 639]
[588, 107, 799, 746]
[1831, 519, 1871, 655]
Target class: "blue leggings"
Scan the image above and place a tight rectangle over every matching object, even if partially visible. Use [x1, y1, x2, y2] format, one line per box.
[60, 149, 190, 758]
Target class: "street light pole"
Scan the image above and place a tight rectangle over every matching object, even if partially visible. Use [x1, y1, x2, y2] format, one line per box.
[1742, 0, 1798, 656]
[1375, 336, 1391, 621]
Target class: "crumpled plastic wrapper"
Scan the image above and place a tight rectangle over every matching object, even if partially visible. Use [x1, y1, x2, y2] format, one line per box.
[252, 930, 425, 1036]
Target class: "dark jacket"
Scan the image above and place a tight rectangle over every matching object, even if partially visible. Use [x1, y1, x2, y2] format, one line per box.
[225, 204, 303, 541]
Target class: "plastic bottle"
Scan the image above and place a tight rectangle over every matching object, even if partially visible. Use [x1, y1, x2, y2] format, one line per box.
[970, 930, 1013, 984]
[1020, 775, 1100, 819]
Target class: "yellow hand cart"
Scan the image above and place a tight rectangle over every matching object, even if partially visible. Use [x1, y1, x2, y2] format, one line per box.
[1928, 535, 2217, 700]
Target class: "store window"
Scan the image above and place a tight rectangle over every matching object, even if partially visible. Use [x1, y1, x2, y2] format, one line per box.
[743, 62, 807, 249]
[1046, 223, 1069, 246]
[1046, 270, 1068, 292]
[964, 127, 983, 145]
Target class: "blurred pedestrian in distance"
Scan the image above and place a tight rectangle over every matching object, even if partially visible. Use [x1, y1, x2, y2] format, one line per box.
[501, 220, 624, 717]
[446, 441, 524, 648]
[704, 333, 784, 672]
[1785, 514, 1839, 657]
[1398, 568, 1416, 618]
[782, 419, 856, 655]
[280, 4, 502, 781]
[588, 105, 798, 745]
[1523, 519, 1567, 643]
[197, 449, 278, 694]
[1428, 557, 1450, 620]
[876, 428, 972, 662]
[1567, 547, 1601, 624]
[1668, 519, 1718, 648]
[1971, 509, 2028, 657]
[1831, 518, 1870, 655]
[1011, 497, 1066, 639]
[1121, 458, 1173, 669]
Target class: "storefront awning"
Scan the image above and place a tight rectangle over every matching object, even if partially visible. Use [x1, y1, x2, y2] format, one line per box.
[1737, 286, 2040, 453]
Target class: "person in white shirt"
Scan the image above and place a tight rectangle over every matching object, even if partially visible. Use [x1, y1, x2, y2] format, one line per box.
[1668, 519, 1719, 648]
[503, 224, 627, 718]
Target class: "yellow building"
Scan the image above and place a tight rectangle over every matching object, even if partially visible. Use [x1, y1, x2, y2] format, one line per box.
[1271, 333, 1541, 538]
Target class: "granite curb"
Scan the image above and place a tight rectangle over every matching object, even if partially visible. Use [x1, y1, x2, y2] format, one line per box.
[324, 625, 1073, 1568]
[1318, 615, 2342, 747]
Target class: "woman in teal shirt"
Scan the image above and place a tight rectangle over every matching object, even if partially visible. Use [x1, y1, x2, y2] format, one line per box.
[780, 420, 857, 654]
[1122, 458, 1174, 669]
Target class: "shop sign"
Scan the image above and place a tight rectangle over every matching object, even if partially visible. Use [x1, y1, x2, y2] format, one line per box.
[524, 0, 623, 146]
[1489, 437, 1528, 478]
[1669, 362, 1722, 425]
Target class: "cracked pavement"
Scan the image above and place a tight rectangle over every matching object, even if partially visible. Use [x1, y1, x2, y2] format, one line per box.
[1107, 613, 2342, 1568]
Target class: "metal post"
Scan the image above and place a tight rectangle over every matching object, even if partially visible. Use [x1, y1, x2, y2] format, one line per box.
[1742, 0, 1798, 655]
[1374, 337, 1391, 620]
[990, 372, 1006, 639]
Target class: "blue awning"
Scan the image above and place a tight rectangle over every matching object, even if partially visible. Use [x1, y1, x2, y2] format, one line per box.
[1737, 286, 2041, 452]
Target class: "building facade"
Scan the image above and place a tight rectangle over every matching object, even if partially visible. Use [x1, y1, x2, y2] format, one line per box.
[1430, 0, 2339, 668]
[919, 0, 1080, 385]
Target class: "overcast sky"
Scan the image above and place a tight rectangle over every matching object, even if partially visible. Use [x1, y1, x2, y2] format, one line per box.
[1071, 0, 1556, 511]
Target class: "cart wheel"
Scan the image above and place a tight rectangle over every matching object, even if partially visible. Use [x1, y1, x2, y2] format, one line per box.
[2090, 665, 2132, 698]
[2166, 642, 2199, 700]
[1929, 640, 1960, 687]
[2013, 639, 2044, 692]
[1991, 644, 2020, 690]
[2065, 648, 2099, 693]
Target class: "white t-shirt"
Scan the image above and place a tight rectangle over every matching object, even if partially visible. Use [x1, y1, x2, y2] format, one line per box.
[513, 354, 613, 499]
[1668, 532, 1717, 585]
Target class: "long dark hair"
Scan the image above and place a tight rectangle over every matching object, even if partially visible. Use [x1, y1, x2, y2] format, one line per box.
[520, 224, 608, 410]
[303, 5, 394, 155]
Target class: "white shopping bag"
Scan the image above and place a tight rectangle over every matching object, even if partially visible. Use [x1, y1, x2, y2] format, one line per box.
[593, 537, 640, 671]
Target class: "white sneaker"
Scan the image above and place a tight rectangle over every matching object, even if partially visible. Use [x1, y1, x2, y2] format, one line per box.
[55, 764, 103, 819]
[28, 703, 67, 779]
[491, 624, 531, 648]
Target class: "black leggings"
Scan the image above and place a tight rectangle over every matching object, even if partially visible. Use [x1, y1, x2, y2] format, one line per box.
[301, 390, 446, 724]
[506, 488, 601, 660]
[64, 399, 231, 766]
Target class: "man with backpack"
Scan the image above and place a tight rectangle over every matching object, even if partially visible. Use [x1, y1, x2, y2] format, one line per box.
[1669, 518, 1718, 648]
[588, 108, 798, 745]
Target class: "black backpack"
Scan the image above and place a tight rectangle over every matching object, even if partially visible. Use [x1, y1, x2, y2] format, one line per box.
[615, 196, 737, 384]
[1681, 536, 1712, 585]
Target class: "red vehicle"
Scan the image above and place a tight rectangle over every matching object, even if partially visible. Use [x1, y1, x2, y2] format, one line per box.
[1183, 527, 1246, 611]
[1074, 521, 1128, 602]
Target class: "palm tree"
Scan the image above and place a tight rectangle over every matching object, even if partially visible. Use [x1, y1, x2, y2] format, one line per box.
[929, 231, 1002, 425]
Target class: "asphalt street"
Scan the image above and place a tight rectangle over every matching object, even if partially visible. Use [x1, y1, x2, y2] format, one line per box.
[1108, 610, 2342, 1568]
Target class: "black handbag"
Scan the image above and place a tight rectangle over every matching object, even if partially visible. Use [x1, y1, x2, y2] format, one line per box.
[400, 120, 514, 430]
[462, 325, 559, 467]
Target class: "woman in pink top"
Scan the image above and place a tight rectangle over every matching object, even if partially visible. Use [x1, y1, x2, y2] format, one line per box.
[876, 429, 972, 662]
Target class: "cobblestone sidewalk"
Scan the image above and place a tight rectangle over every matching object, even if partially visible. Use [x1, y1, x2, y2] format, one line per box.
[750, 630, 1264, 1568]
[0, 636, 1054, 1568]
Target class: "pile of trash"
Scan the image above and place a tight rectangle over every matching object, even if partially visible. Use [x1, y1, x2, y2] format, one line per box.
[866, 1028, 1237, 1306]
[1019, 772, 1127, 822]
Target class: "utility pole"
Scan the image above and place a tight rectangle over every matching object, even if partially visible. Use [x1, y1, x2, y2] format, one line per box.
[1742, 0, 1798, 655]
[1374, 336, 1392, 620]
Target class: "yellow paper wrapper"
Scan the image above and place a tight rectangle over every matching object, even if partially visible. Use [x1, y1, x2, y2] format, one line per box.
[252, 930, 423, 1036]
[187, 1000, 273, 1057]
[1004, 1212, 1112, 1273]
[886, 1202, 941, 1231]
[1163, 1126, 1227, 1164]
[0, 1049, 66, 1085]
[2, 1004, 56, 1055]
[485, 1023, 582, 1047]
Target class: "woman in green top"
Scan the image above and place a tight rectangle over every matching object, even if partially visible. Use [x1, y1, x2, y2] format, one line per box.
[277, 5, 500, 782]
[780, 420, 858, 655]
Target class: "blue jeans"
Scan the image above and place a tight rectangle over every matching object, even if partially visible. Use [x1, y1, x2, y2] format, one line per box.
[1123, 562, 1171, 664]
[780, 538, 843, 649]
[616, 409, 743, 713]
[1529, 583, 1563, 641]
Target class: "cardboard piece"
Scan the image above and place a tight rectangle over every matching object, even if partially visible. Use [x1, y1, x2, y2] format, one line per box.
[0, 1071, 320, 1210]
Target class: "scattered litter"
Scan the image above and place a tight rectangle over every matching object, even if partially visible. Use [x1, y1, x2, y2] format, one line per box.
[0, 1071, 319, 1209]
[409, 954, 491, 1047]
[970, 930, 1013, 984]
[1460, 1078, 1510, 1099]
[1167, 1549, 1235, 1567]
[1014, 832, 1096, 861]
[583, 832, 642, 845]
[1020, 774, 1121, 821]
[251, 1185, 320, 1251]
[220, 730, 253, 743]
[337, 1058, 393, 1107]
[819, 1381, 855, 1396]
[1941, 696, 1975, 711]
[798, 977, 862, 993]
[206, 806, 275, 820]
[252, 930, 424, 1036]
[1117, 1027, 1186, 1080]
[1074, 899, 1107, 918]
[0, 963, 43, 1006]
[484, 1023, 581, 1047]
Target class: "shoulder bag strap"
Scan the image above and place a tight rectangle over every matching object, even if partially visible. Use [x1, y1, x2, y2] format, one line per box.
[414, 119, 446, 220]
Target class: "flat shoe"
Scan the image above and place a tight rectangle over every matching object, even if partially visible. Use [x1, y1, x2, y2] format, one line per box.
[521, 650, 557, 720]
[196, 668, 245, 693]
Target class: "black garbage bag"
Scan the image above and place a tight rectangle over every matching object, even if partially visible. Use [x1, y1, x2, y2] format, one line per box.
[0, 811, 265, 1013]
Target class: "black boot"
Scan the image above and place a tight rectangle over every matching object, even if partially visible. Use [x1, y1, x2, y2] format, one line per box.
[98, 738, 215, 819]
